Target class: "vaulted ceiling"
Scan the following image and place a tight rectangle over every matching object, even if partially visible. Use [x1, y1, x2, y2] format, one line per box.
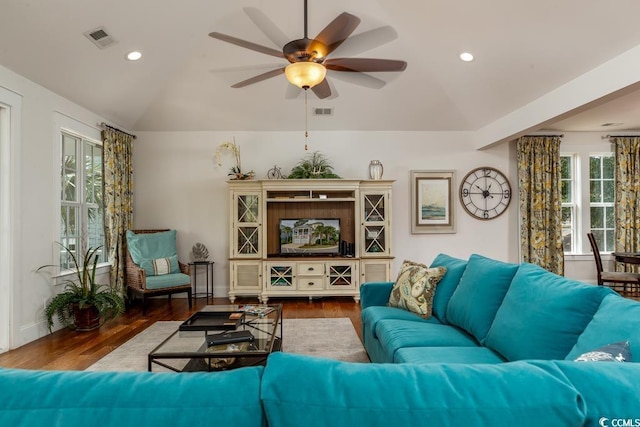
[2, 0, 640, 140]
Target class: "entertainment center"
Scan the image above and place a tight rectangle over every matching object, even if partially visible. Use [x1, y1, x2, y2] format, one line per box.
[227, 179, 394, 302]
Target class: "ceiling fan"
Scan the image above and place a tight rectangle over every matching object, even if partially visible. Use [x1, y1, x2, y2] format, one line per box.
[208, 0, 407, 99]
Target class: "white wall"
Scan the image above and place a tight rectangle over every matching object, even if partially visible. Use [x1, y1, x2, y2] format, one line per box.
[133, 131, 521, 297]
[0, 65, 111, 348]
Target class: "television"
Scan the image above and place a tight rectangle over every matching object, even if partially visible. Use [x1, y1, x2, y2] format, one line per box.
[278, 218, 341, 256]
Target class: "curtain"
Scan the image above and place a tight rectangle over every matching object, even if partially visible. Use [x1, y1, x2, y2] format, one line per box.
[102, 127, 134, 290]
[516, 136, 564, 275]
[613, 136, 640, 272]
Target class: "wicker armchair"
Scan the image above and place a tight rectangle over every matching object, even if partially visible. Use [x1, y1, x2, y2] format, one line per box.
[124, 229, 192, 315]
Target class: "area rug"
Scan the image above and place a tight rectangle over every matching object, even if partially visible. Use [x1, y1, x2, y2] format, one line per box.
[86, 317, 369, 372]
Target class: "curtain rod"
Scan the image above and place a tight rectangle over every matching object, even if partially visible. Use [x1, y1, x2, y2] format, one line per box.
[99, 122, 137, 139]
[601, 134, 640, 139]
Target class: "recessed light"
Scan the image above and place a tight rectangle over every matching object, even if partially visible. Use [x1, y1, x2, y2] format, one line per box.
[126, 51, 142, 61]
[460, 52, 474, 62]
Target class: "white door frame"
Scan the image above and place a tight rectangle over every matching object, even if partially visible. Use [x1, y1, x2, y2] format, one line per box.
[0, 86, 21, 353]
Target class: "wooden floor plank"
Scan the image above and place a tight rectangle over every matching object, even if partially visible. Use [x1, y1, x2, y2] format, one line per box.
[0, 297, 362, 370]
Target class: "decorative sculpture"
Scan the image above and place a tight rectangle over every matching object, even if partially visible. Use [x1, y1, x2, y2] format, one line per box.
[192, 243, 210, 261]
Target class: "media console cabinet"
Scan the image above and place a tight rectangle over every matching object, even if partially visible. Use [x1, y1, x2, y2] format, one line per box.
[227, 179, 394, 303]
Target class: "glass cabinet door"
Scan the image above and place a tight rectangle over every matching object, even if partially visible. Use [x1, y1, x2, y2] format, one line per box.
[232, 192, 262, 258]
[361, 192, 390, 256]
[327, 263, 356, 290]
[267, 264, 295, 290]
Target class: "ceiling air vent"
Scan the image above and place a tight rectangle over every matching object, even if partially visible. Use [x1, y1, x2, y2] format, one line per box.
[83, 27, 117, 49]
[313, 107, 333, 116]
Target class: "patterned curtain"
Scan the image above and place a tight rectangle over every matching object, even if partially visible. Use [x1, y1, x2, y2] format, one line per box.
[516, 136, 564, 275]
[102, 127, 134, 290]
[613, 137, 640, 272]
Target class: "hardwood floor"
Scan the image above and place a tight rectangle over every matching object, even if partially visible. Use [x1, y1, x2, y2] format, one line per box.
[0, 297, 363, 371]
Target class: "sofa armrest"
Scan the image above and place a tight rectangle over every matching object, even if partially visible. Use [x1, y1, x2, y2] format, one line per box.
[360, 282, 394, 309]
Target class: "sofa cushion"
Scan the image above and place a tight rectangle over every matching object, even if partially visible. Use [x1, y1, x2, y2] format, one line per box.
[145, 273, 190, 290]
[574, 341, 631, 362]
[375, 319, 478, 361]
[126, 229, 178, 265]
[445, 254, 519, 342]
[0, 366, 265, 427]
[139, 255, 180, 276]
[388, 260, 446, 318]
[566, 293, 640, 361]
[394, 346, 505, 364]
[261, 352, 586, 427]
[547, 361, 640, 427]
[429, 253, 467, 324]
[361, 306, 441, 340]
[484, 262, 612, 361]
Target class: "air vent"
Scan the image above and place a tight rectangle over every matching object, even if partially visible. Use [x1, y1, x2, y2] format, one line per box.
[313, 107, 333, 116]
[83, 27, 117, 49]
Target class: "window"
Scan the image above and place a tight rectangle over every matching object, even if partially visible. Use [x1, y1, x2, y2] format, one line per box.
[589, 154, 615, 252]
[60, 131, 105, 269]
[560, 155, 576, 252]
[560, 151, 615, 254]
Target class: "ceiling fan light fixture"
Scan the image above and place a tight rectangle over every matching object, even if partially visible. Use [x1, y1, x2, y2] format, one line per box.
[285, 62, 327, 89]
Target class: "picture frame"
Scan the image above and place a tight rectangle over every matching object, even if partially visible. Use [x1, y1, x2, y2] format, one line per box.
[410, 170, 456, 234]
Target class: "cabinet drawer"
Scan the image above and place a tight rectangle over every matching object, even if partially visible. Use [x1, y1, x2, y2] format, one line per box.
[297, 278, 325, 290]
[297, 263, 324, 276]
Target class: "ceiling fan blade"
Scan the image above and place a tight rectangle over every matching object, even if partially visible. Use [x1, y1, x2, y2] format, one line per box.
[329, 71, 386, 89]
[324, 58, 407, 72]
[285, 83, 302, 99]
[311, 79, 332, 99]
[310, 12, 361, 57]
[243, 7, 290, 48]
[231, 67, 286, 88]
[329, 26, 398, 58]
[209, 32, 284, 58]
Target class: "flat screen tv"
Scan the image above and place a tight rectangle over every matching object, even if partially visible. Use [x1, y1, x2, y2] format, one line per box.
[279, 218, 341, 256]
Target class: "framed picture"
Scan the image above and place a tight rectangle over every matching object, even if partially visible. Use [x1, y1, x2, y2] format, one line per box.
[411, 170, 456, 234]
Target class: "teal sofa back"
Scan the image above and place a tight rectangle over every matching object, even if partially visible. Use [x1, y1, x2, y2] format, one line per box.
[0, 366, 265, 427]
[2, 353, 640, 426]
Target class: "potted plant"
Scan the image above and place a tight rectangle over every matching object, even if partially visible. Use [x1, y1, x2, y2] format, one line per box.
[40, 244, 125, 332]
[287, 151, 341, 179]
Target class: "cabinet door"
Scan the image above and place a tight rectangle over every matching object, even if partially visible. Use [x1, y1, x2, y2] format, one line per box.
[360, 259, 392, 283]
[232, 191, 262, 258]
[266, 263, 296, 291]
[361, 191, 390, 256]
[326, 262, 357, 290]
[229, 260, 262, 302]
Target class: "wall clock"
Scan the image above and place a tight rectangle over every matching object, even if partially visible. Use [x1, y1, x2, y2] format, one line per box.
[459, 167, 511, 220]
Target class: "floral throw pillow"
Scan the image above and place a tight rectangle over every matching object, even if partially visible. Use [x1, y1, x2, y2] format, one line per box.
[388, 260, 447, 318]
[574, 341, 631, 362]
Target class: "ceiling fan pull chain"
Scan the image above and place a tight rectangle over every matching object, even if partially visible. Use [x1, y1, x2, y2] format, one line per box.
[304, 89, 309, 150]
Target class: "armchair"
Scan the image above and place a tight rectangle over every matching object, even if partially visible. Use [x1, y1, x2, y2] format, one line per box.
[124, 229, 192, 315]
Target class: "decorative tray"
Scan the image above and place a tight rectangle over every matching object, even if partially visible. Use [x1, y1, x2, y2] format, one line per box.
[179, 311, 244, 337]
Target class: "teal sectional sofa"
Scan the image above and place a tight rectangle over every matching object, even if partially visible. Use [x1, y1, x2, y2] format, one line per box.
[361, 253, 640, 422]
[1, 351, 639, 426]
[1, 253, 639, 426]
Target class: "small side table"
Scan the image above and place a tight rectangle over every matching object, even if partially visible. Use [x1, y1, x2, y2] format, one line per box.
[189, 261, 214, 303]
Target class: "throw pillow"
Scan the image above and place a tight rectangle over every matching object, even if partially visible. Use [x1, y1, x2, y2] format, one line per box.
[388, 260, 446, 318]
[139, 255, 179, 276]
[574, 341, 631, 362]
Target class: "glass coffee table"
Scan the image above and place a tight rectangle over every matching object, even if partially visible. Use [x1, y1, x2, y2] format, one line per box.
[148, 304, 282, 372]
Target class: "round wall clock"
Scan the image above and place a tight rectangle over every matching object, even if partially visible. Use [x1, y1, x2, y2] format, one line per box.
[459, 167, 512, 220]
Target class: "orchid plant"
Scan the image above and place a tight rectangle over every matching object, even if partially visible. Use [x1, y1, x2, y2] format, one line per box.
[215, 138, 254, 180]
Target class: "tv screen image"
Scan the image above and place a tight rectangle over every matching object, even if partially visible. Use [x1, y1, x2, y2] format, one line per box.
[279, 218, 341, 255]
